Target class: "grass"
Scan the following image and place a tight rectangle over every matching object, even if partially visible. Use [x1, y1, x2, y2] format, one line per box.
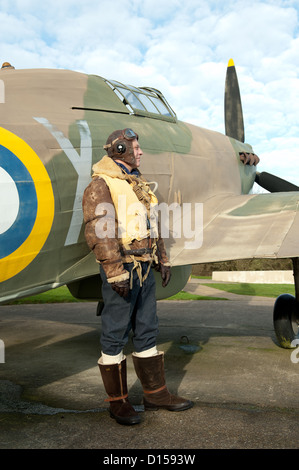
[5, 281, 295, 304]
[202, 282, 295, 298]
[6, 286, 225, 304]
[166, 291, 227, 301]
[6, 286, 80, 304]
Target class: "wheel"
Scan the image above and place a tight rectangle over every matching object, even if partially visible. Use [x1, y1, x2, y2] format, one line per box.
[273, 294, 299, 348]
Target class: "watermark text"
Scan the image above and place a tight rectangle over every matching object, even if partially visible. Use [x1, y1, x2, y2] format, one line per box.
[290, 339, 299, 364]
[95, 199, 203, 250]
[0, 80, 4, 103]
[0, 339, 4, 363]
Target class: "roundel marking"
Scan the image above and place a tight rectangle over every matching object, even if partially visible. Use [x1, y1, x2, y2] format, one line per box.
[0, 127, 55, 282]
[0, 167, 19, 234]
[0, 146, 38, 258]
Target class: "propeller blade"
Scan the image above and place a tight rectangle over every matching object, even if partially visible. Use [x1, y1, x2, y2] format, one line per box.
[255, 171, 299, 192]
[225, 59, 245, 143]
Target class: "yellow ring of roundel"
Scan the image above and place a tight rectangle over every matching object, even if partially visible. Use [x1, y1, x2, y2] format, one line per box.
[0, 127, 55, 282]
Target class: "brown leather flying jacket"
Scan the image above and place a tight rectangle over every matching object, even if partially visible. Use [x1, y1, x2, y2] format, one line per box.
[82, 156, 170, 284]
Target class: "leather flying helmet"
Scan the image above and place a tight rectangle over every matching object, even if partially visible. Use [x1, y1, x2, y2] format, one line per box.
[103, 128, 139, 167]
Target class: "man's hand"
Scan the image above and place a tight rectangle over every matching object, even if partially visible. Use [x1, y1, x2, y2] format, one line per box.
[111, 280, 130, 298]
[155, 263, 171, 287]
[161, 264, 171, 287]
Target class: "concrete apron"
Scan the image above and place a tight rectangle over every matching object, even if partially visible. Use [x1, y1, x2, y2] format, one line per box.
[0, 291, 298, 449]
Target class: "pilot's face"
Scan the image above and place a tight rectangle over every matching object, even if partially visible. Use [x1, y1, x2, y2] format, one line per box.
[132, 139, 143, 168]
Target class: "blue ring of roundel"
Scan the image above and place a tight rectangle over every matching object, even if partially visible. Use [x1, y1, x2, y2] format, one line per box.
[0, 145, 37, 259]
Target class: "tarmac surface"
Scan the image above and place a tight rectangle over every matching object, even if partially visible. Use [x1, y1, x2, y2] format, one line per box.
[0, 279, 298, 451]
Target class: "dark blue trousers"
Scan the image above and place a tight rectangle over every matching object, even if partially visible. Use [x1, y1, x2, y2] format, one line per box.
[99, 262, 159, 356]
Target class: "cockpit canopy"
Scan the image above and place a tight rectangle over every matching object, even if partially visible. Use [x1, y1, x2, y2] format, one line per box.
[104, 78, 177, 123]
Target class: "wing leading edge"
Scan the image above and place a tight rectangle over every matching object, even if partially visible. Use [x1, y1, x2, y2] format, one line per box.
[168, 191, 299, 266]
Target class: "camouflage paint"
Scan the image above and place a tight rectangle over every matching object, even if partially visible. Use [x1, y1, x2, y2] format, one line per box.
[0, 68, 298, 304]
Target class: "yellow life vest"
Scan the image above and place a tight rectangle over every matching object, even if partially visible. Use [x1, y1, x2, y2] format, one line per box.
[99, 173, 158, 245]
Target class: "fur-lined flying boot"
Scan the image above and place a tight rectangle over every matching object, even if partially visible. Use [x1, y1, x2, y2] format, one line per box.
[132, 352, 193, 412]
[98, 357, 141, 425]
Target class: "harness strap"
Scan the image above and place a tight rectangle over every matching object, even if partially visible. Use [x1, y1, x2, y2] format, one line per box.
[104, 393, 129, 402]
[120, 248, 153, 256]
[143, 385, 167, 395]
[129, 258, 153, 289]
[121, 241, 158, 289]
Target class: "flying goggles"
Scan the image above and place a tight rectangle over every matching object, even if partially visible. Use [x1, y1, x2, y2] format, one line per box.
[103, 128, 138, 151]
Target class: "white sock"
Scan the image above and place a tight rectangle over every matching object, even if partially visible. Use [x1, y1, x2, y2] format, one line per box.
[99, 350, 124, 365]
[133, 346, 158, 358]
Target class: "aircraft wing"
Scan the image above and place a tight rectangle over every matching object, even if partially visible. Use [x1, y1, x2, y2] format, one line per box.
[167, 191, 299, 266]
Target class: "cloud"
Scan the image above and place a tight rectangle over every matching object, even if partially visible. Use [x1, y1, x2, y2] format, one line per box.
[0, 0, 298, 185]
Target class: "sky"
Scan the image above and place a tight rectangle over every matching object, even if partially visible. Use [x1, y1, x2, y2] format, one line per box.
[0, 0, 299, 189]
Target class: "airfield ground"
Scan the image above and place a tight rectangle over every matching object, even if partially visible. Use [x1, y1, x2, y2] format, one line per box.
[0, 278, 298, 451]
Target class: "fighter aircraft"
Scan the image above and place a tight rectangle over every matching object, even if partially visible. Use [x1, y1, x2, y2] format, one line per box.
[0, 59, 298, 349]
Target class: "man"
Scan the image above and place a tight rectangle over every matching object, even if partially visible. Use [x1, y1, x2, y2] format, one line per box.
[82, 128, 193, 425]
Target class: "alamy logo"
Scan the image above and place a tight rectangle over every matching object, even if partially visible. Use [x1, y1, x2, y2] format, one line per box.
[0, 339, 4, 363]
[0, 80, 4, 103]
[95, 199, 203, 250]
[290, 339, 299, 364]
